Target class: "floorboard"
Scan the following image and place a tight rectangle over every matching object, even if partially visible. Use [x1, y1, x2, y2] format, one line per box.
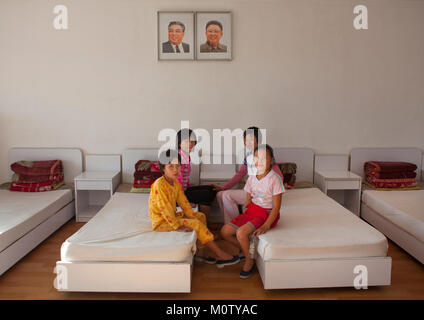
[0, 220, 423, 300]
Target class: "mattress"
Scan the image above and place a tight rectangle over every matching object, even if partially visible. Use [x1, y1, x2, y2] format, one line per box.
[0, 188, 73, 252]
[362, 189, 424, 242]
[61, 192, 197, 262]
[257, 188, 388, 260]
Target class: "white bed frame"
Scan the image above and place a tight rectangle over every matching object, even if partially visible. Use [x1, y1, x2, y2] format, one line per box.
[351, 147, 424, 264]
[0, 147, 82, 276]
[256, 148, 391, 289]
[56, 147, 392, 292]
[56, 148, 194, 293]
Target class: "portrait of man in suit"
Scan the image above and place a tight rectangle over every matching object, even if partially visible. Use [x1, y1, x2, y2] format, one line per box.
[162, 21, 190, 53]
[200, 20, 227, 53]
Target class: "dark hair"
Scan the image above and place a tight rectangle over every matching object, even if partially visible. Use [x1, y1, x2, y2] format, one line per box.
[168, 21, 185, 32]
[243, 126, 262, 144]
[206, 20, 223, 31]
[176, 129, 197, 150]
[158, 149, 181, 172]
[253, 144, 274, 159]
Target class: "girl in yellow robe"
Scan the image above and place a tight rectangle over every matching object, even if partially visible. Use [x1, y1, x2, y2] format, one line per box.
[149, 149, 239, 265]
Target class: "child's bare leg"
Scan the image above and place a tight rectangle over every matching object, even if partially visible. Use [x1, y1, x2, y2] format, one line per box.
[206, 241, 233, 261]
[221, 224, 240, 250]
[236, 224, 255, 271]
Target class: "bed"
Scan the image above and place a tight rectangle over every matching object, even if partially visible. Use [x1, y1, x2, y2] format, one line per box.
[56, 148, 198, 293]
[255, 148, 392, 289]
[350, 147, 424, 264]
[56, 147, 392, 292]
[0, 147, 82, 276]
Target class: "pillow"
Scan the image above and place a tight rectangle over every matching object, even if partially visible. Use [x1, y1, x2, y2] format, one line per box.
[277, 162, 297, 189]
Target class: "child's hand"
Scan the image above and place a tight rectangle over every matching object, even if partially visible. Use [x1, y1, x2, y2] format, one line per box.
[211, 184, 222, 191]
[242, 201, 251, 212]
[254, 224, 270, 236]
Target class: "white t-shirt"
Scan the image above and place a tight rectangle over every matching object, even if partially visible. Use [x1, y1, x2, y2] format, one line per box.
[244, 170, 285, 209]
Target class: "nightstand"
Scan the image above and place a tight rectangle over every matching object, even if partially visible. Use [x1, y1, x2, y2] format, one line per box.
[74, 154, 121, 222]
[314, 170, 362, 216]
[74, 171, 120, 222]
[199, 154, 236, 186]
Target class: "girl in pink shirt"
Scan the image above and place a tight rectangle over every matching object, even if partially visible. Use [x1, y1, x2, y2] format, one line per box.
[213, 127, 284, 223]
[220, 144, 284, 278]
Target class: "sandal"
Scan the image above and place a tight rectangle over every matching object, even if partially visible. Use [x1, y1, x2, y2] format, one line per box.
[240, 264, 255, 279]
[194, 256, 217, 264]
[216, 255, 240, 268]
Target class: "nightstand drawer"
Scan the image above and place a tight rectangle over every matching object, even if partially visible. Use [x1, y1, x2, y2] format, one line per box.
[327, 180, 360, 190]
[75, 180, 111, 190]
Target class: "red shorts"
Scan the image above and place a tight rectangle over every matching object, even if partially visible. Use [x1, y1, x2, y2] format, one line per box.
[229, 203, 280, 231]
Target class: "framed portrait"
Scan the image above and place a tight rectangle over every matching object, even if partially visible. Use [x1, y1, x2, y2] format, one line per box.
[158, 11, 195, 60]
[196, 11, 232, 61]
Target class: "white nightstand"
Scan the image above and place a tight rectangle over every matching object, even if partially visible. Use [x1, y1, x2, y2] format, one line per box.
[200, 154, 236, 186]
[74, 171, 120, 222]
[74, 154, 121, 222]
[314, 170, 362, 216]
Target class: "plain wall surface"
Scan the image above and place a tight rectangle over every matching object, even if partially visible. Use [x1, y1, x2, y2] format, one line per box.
[1, 0, 424, 182]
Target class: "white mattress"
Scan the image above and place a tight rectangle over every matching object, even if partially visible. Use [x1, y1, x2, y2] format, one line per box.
[257, 188, 388, 260]
[61, 192, 197, 262]
[0, 188, 73, 252]
[362, 189, 424, 243]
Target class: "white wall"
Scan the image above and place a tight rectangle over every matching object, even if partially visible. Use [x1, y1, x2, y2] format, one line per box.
[1, 0, 424, 182]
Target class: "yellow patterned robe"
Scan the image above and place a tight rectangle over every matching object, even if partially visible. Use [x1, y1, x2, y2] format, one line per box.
[148, 176, 214, 245]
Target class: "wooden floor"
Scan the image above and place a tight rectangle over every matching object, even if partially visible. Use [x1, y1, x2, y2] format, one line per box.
[0, 219, 423, 300]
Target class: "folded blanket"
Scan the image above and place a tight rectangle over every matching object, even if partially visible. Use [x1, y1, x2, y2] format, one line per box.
[364, 161, 417, 173]
[365, 175, 417, 189]
[133, 181, 156, 188]
[133, 171, 162, 181]
[277, 162, 297, 188]
[11, 160, 63, 176]
[364, 181, 420, 191]
[11, 179, 61, 188]
[365, 175, 417, 184]
[9, 180, 65, 192]
[134, 160, 160, 172]
[12, 172, 64, 183]
[365, 169, 416, 179]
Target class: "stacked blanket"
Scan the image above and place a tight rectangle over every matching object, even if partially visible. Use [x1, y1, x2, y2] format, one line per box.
[131, 160, 162, 193]
[9, 160, 64, 192]
[278, 162, 297, 189]
[364, 161, 418, 190]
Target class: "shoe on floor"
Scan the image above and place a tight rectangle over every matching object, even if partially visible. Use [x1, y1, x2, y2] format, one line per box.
[194, 256, 217, 264]
[216, 255, 240, 268]
[240, 265, 255, 279]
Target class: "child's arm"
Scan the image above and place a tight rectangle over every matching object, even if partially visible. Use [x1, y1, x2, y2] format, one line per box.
[219, 165, 248, 191]
[242, 192, 252, 212]
[254, 193, 282, 236]
[151, 183, 181, 230]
